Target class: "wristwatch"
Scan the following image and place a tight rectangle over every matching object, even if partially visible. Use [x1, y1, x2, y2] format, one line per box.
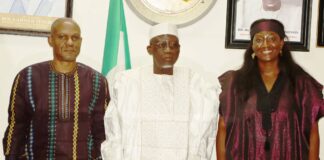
[126, 0, 217, 27]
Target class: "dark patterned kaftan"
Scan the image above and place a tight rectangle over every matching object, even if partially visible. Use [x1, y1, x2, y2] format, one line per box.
[219, 71, 324, 160]
[3, 61, 109, 160]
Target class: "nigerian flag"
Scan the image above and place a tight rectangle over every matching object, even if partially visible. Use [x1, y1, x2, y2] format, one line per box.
[101, 0, 131, 76]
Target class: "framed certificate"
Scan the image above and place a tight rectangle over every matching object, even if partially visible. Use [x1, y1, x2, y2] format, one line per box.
[126, 0, 217, 27]
[225, 0, 311, 51]
[0, 0, 73, 36]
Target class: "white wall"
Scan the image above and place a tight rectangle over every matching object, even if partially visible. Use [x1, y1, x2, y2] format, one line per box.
[0, 0, 323, 159]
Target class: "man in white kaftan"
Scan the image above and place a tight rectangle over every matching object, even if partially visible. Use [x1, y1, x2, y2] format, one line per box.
[101, 23, 219, 160]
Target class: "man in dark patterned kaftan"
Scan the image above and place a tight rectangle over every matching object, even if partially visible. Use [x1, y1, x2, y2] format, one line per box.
[3, 18, 109, 160]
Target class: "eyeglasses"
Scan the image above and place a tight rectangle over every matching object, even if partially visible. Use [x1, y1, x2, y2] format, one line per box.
[152, 41, 180, 50]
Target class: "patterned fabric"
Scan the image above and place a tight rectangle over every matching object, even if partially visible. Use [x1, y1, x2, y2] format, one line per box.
[101, 66, 220, 160]
[27, 67, 35, 160]
[3, 61, 109, 160]
[218, 70, 324, 160]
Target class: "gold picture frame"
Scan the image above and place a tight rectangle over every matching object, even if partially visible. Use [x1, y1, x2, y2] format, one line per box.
[0, 0, 73, 36]
[125, 0, 217, 27]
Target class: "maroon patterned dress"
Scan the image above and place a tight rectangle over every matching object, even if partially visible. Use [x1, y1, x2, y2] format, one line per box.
[3, 61, 109, 160]
[219, 70, 324, 160]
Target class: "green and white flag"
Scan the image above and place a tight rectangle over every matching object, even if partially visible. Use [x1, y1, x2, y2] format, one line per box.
[101, 0, 131, 77]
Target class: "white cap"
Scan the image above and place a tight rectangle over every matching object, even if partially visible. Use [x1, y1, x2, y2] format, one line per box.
[149, 23, 178, 39]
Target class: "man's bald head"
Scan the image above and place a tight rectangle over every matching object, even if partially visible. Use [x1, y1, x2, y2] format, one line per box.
[51, 18, 80, 35]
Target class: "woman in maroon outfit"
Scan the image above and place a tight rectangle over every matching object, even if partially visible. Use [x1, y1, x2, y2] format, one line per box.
[216, 19, 324, 160]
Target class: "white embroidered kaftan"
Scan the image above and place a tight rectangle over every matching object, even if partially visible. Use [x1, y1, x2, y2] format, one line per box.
[101, 66, 219, 160]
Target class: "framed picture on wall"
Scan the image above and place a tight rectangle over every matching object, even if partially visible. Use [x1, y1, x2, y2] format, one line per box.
[317, 0, 324, 46]
[225, 0, 311, 51]
[0, 0, 73, 36]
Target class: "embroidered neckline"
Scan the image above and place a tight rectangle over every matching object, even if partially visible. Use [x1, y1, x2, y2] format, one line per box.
[49, 61, 78, 76]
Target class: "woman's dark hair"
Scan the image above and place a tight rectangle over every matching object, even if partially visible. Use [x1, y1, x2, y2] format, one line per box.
[234, 19, 306, 102]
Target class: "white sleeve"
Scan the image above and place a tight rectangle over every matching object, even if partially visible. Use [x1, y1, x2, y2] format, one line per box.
[106, 65, 126, 96]
[188, 73, 219, 160]
[101, 75, 123, 160]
